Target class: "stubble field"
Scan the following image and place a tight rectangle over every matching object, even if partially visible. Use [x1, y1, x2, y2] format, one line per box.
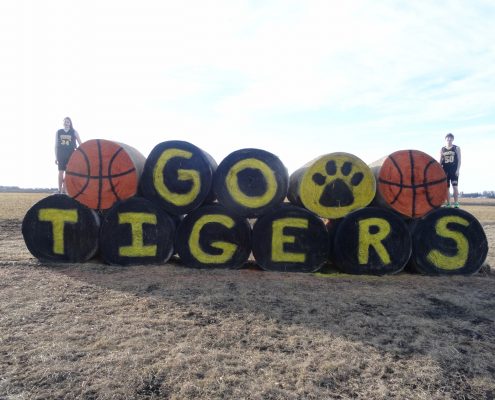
[0, 193, 494, 399]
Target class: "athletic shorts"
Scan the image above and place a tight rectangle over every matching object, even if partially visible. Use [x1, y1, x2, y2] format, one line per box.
[444, 168, 459, 187]
[57, 153, 72, 171]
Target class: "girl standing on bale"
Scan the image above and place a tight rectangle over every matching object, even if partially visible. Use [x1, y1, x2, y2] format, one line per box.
[55, 117, 82, 194]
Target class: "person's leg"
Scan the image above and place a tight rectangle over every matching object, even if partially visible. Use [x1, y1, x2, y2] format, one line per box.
[452, 177, 459, 207]
[445, 179, 451, 206]
[58, 170, 64, 193]
[58, 157, 69, 194]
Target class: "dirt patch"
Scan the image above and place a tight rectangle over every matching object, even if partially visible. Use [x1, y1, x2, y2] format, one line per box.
[1, 195, 494, 399]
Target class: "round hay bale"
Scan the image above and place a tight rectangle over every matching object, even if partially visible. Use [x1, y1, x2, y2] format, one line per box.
[333, 207, 412, 275]
[288, 152, 376, 219]
[175, 204, 251, 269]
[213, 148, 288, 218]
[22, 194, 100, 262]
[370, 150, 447, 218]
[65, 139, 145, 211]
[410, 207, 488, 275]
[99, 196, 176, 265]
[140, 140, 217, 215]
[325, 218, 343, 267]
[252, 204, 328, 272]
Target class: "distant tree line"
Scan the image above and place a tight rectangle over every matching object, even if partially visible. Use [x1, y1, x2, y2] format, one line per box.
[461, 191, 495, 198]
[0, 186, 56, 193]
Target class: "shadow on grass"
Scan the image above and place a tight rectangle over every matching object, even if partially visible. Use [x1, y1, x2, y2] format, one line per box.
[45, 257, 495, 354]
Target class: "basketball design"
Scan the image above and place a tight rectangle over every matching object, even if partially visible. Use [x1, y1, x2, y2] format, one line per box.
[375, 150, 447, 218]
[65, 139, 146, 210]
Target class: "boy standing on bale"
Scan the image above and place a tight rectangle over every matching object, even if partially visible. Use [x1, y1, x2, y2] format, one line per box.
[440, 133, 461, 208]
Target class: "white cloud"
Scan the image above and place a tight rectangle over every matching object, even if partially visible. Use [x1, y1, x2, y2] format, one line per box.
[1, 0, 494, 192]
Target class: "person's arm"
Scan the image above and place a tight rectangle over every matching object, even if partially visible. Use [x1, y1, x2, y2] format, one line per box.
[55, 132, 59, 164]
[456, 146, 461, 176]
[74, 130, 82, 146]
[439, 148, 444, 164]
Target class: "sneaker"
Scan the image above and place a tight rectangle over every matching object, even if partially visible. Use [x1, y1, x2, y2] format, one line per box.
[443, 202, 451, 207]
[454, 202, 459, 208]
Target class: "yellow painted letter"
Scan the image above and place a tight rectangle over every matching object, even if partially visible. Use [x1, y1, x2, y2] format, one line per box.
[153, 148, 201, 206]
[189, 214, 237, 264]
[118, 212, 157, 257]
[271, 218, 308, 263]
[358, 218, 391, 265]
[38, 208, 78, 255]
[427, 216, 469, 270]
[226, 158, 277, 208]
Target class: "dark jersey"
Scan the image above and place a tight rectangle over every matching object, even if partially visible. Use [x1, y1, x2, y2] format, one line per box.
[56, 129, 77, 160]
[441, 145, 459, 171]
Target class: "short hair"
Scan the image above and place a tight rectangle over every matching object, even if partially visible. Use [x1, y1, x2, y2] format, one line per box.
[445, 133, 454, 139]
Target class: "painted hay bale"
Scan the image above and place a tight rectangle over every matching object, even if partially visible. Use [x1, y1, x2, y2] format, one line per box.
[252, 204, 329, 272]
[22, 194, 100, 262]
[288, 152, 376, 219]
[410, 207, 488, 275]
[175, 204, 251, 269]
[213, 148, 288, 218]
[333, 207, 412, 275]
[140, 140, 217, 215]
[324, 218, 343, 267]
[99, 196, 176, 265]
[65, 139, 146, 210]
[370, 150, 447, 218]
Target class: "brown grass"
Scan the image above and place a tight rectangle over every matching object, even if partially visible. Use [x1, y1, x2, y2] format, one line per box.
[0, 193, 53, 220]
[1, 194, 494, 399]
[460, 198, 495, 224]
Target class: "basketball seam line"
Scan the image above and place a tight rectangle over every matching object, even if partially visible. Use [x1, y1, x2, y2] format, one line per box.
[423, 160, 437, 209]
[70, 148, 91, 200]
[108, 147, 124, 202]
[378, 177, 447, 189]
[65, 168, 136, 179]
[409, 150, 416, 217]
[97, 140, 103, 210]
[388, 155, 403, 205]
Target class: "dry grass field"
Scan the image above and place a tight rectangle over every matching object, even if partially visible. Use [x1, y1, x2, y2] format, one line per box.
[1, 193, 494, 399]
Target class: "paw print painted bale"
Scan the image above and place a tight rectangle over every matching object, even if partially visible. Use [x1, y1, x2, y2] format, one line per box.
[140, 141, 217, 215]
[332, 207, 412, 275]
[22, 194, 100, 262]
[99, 197, 176, 265]
[288, 152, 376, 219]
[370, 150, 447, 218]
[213, 148, 289, 218]
[410, 208, 488, 275]
[175, 204, 251, 269]
[65, 139, 146, 211]
[252, 204, 329, 272]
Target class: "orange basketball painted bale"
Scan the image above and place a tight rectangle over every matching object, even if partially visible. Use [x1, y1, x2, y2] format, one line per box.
[65, 139, 146, 210]
[373, 150, 447, 218]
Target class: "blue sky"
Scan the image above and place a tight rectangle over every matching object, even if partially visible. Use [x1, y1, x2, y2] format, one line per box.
[1, 0, 494, 192]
